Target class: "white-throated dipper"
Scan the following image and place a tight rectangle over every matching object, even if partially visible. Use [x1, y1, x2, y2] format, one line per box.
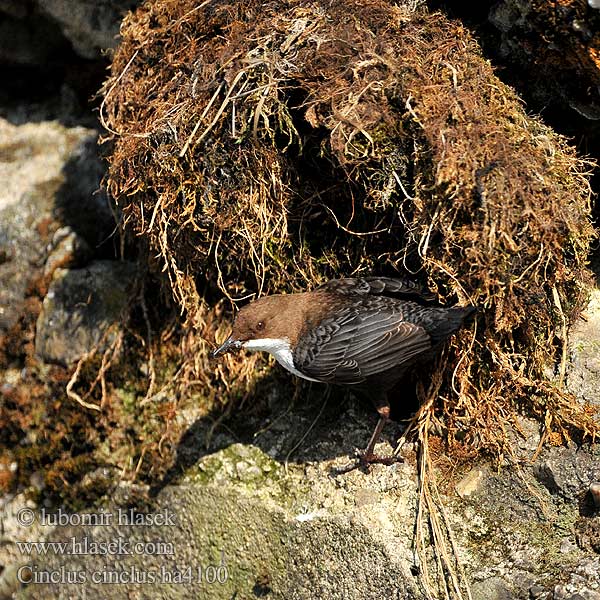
[212, 277, 475, 471]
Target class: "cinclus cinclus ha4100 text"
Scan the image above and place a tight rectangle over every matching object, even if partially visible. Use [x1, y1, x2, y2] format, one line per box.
[212, 277, 475, 471]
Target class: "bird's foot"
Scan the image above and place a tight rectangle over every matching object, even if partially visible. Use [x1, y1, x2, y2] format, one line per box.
[331, 449, 401, 476]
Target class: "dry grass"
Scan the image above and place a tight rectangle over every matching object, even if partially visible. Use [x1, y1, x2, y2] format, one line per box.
[100, 0, 598, 458]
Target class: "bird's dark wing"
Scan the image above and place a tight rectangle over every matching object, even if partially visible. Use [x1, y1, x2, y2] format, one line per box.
[316, 277, 435, 303]
[293, 304, 432, 384]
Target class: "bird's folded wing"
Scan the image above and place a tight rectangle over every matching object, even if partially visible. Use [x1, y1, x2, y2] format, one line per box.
[293, 308, 432, 384]
[316, 277, 435, 302]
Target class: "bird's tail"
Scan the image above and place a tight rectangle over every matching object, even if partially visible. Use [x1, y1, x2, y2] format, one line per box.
[454, 305, 477, 323]
[429, 305, 477, 346]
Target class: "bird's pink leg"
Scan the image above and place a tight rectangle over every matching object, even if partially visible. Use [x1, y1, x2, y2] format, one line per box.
[332, 402, 400, 475]
[360, 404, 397, 466]
[362, 412, 390, 460]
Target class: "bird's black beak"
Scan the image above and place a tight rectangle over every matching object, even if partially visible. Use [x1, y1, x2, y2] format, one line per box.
[211, 335, 242, 358]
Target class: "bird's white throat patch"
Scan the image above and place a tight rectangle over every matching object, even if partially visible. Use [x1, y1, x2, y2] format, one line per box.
[242, 338, 319, 382]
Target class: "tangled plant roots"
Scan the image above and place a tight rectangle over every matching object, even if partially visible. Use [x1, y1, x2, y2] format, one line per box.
[102, 0, 598, 456]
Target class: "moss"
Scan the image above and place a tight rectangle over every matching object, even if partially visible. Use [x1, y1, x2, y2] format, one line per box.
[188, 443, 311, 512]
[115, 387, 138, 413]
[99, 0, 598, 461]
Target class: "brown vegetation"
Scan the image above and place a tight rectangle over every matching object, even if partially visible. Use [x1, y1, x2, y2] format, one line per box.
[100, 0, 598, 458]
[0, 269, 179, 503]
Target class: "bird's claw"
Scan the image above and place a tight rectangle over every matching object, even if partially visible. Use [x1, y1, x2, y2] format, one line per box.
[330, 449, 401, 476]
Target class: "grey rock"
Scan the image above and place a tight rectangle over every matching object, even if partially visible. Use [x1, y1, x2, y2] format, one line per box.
[560, 536, 579, 554]
[488, 0, 600, 121]
[35, 260, 136, 365]
[0, 117, 119, 346]
[575, 516, 600, 554]
[568, 289, 600, 406]
[0, 407, 596, 600]
[28, 470, 45, 492]
[554, 588, 600, 600]
[0, 492, 42, 600]
[0, 1, 29, 19]
[551, 558, 600, 600]
[455, 467, 486, 498]
[533, 446, 600, 502]
[530, 585, 550, 599]
[0, 7, 66, 67]
[0, 564, 21, 600]
[53, 132, 118, 253]
[37, 0, 139, 59]
[43, 226, 92, 276]
[471, 576, 514, 600]
[0, 0, 139, 63]
[12, 444, 424, 599]
[0, 119, 98, 333]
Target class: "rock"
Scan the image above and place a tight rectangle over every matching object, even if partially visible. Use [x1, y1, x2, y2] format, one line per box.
[0, 564, 21, 600]
[568, 289, 600, 405]
[35, 260, 136, 366]
[0, 491, 46, 600]
[530, 585, 550, 599]
[554, 579, 600, 600]
[471, 576, 514, 600]
[1, 6, 600, 598]
[12, 443, 424, 600]
[560, 536, 579, 554]
[36, 0, 139, 59]
[575, 516, 600, 553]
[0, 118, 98, 333]
[455, 467, 486, 498]
[0, 117, 119, 354]
[0, 1, 139, 63]
[550, 556, 600, 599]
[0, 1, 29, 19]
[0, 119, 89, 213]
[0, 6, 67, 67]
[43, 226, 92, 277]
[2, 405, 596, 600]
[533, 446, 600, 501]
[488, 0, 600, 123]
[53, 132, 118, 255]
[0, 2, 143, 128]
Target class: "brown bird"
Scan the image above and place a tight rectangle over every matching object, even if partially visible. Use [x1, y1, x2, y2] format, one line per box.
[212, 277, 475, 471]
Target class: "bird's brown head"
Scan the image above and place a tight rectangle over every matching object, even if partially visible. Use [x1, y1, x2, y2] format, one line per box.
[211, 294, 308, 357]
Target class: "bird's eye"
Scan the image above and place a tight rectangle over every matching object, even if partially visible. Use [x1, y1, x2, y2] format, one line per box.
[257, 321, 265, 330]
